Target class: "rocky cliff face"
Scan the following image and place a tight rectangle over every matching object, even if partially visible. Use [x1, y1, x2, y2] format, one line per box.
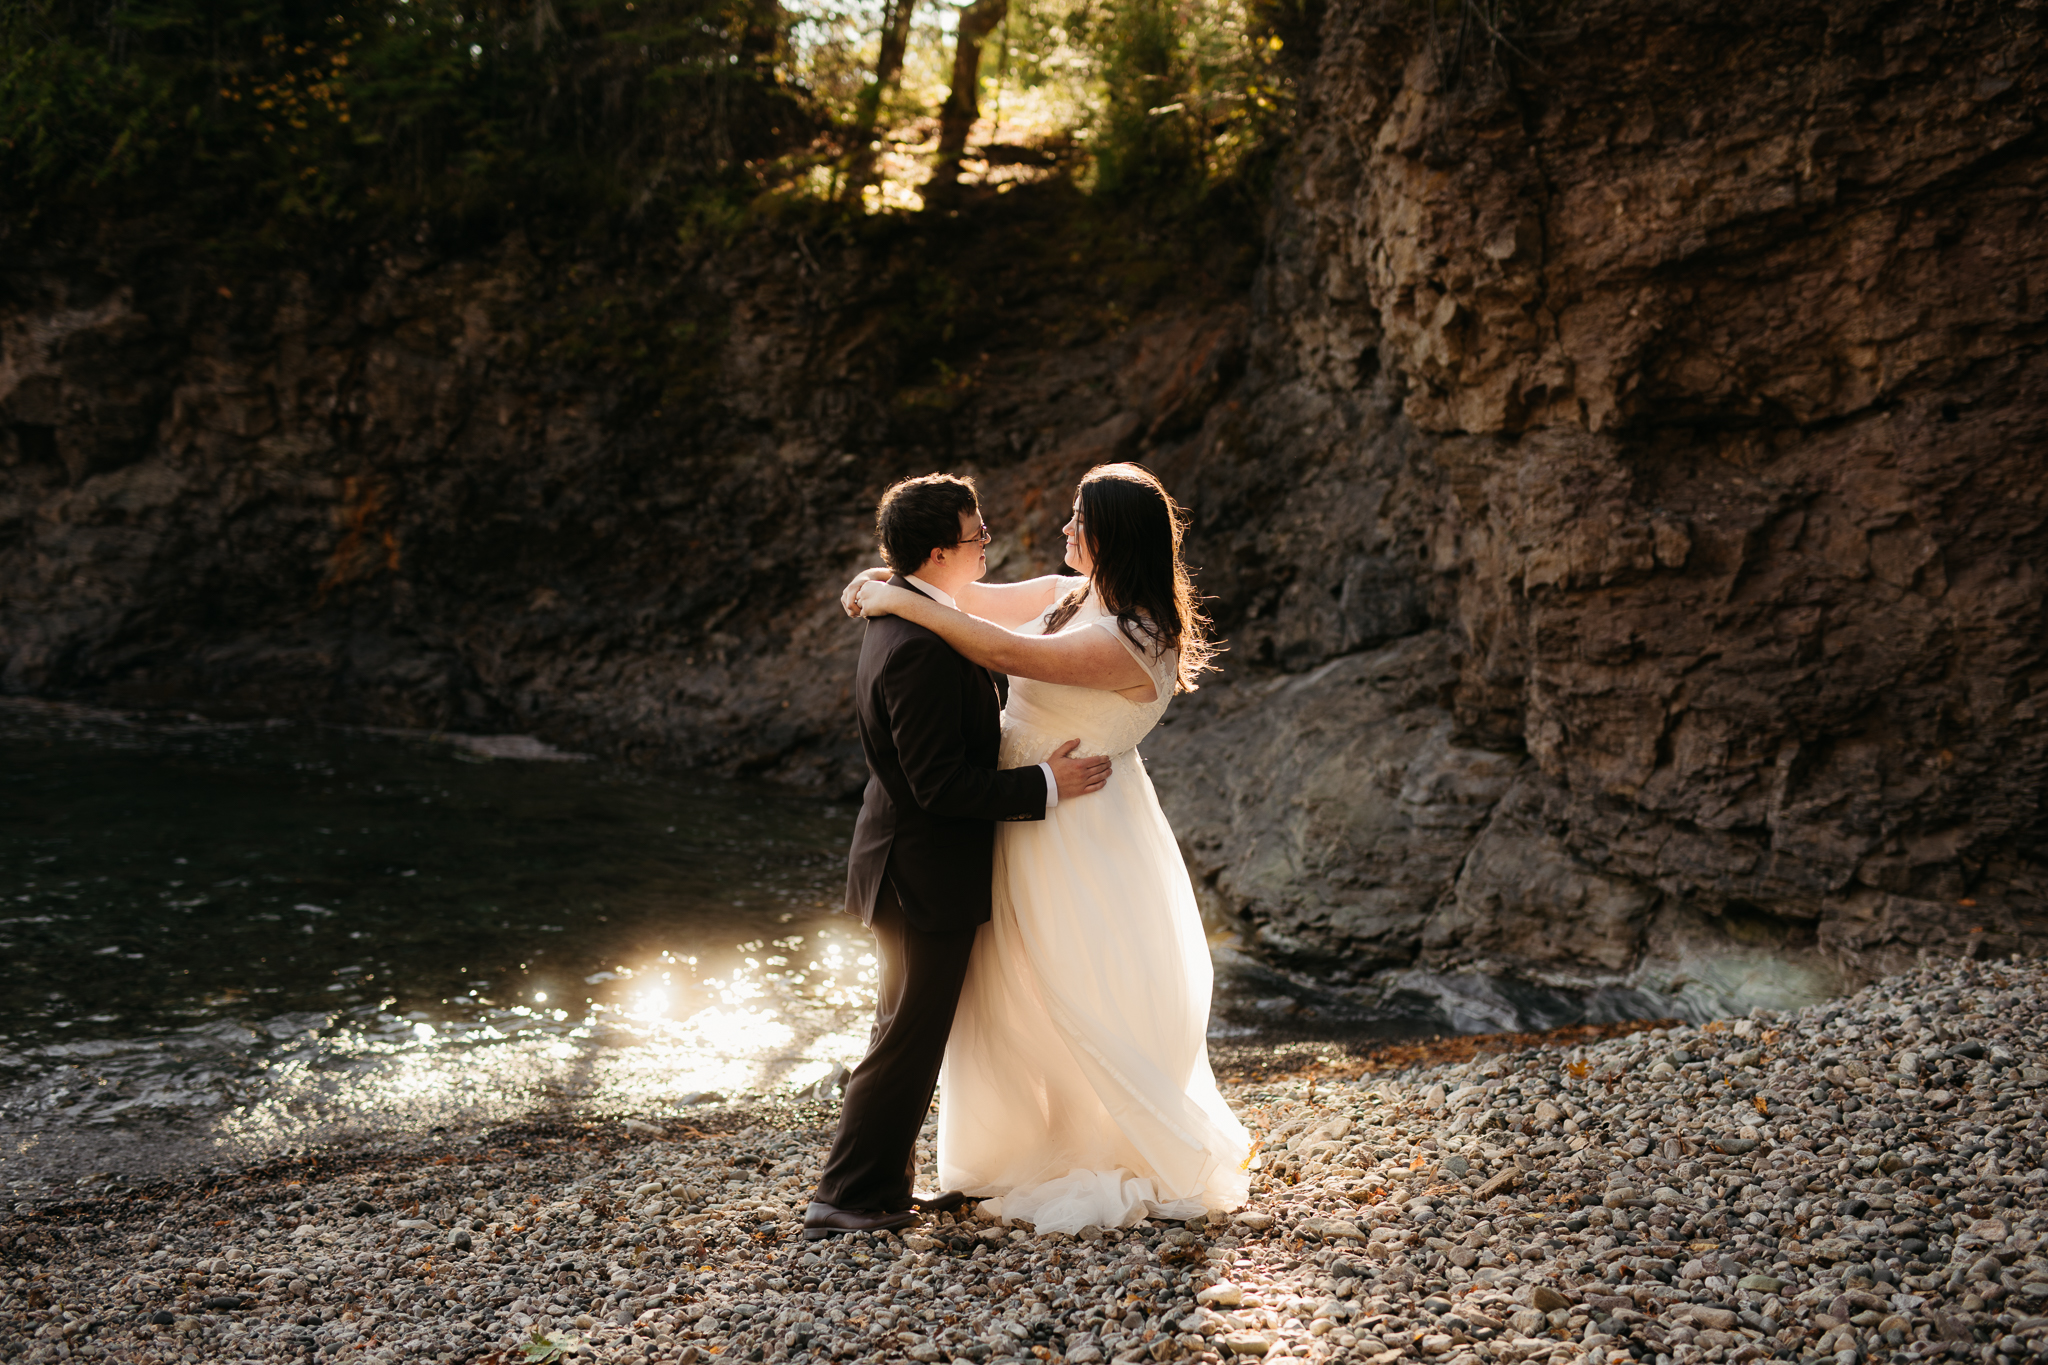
[1219, 0, 2048, 1014]
[0, 205, 1249, 784]
[4, 0, 2044, 1024]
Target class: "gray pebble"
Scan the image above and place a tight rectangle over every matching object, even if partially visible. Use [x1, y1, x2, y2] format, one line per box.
[7, 955, 2047, 1365]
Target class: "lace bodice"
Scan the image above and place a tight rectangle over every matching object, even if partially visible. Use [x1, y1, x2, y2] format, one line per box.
[999, 589, 1178, 767]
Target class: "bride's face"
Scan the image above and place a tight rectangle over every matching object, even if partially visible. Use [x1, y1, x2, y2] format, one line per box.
[1061, 498, 1093, 576]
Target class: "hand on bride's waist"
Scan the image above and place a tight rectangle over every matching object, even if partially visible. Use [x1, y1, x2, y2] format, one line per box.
[1004, 709, 1149, 759]
[1001, 717, 1129, 764]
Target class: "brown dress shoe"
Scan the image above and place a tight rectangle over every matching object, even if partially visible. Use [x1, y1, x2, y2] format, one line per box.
[909, 1190, 975, 1213]
[803, 1200, 918, 1241]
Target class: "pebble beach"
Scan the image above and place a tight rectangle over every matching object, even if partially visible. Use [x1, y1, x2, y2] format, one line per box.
[7, 956, 2047, 1365]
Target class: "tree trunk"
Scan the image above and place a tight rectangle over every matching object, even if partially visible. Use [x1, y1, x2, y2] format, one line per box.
[843, 0, 920, 202]
[741, 0, 782, 71]
[928, 0, 1009, 193]
[531, 0, 563, 53]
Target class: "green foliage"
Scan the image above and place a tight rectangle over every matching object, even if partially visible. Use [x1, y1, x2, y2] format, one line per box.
[0, 0, 1298, 249]
[0, 4, 186, 205]
[518, 1326, 582, 1363]
[1096, 0, 1296, 203]
[1, 0, 808, 247]
[948, 0, 1296, 206]
[1091, 0, 1191, 197]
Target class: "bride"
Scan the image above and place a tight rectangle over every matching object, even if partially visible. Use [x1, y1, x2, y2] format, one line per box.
[846, 461, 1249, 1233]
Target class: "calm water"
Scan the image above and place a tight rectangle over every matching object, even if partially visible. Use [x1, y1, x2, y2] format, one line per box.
[0, 700, 879, 1182]
[0, 699, 1666, 1186]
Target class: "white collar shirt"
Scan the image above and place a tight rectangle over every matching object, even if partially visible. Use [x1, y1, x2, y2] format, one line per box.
[903, 574, 957, 610]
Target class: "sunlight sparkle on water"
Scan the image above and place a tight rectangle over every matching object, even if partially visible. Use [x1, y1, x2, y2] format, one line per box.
[0, 702, 867, 1182]
[5, 929, 881, 1168]
[628, 988, 672, 1020]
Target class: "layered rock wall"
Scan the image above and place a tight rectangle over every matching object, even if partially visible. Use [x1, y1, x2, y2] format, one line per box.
[3, 0, 2044, 1018]
[1225, 0, 2048, 1004]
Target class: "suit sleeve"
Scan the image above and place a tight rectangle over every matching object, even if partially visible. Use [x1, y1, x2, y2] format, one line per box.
[882, 635, 1047, 823]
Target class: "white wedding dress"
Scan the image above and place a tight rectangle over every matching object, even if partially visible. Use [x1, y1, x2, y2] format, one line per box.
[936, 589, 1250, 1233]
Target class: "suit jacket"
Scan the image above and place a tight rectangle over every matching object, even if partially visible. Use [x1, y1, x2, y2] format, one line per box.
[845, 576, 1046, 933]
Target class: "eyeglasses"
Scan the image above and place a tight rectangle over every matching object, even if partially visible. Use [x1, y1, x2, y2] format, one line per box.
[953, 524, 992, 547]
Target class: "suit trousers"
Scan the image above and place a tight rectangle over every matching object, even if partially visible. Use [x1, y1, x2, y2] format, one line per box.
[812, 880, 979, 1212]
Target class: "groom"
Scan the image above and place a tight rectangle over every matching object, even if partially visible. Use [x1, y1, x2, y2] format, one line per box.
[805, 473, 1111, 1239]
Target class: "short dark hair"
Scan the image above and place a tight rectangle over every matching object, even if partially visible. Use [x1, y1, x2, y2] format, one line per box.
[875, 473, 979, 573]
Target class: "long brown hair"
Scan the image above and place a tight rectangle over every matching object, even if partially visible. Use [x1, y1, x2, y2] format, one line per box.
[1043, 463, 1219, 693]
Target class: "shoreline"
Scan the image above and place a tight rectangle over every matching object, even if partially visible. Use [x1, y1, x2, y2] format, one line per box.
[6, 957, 2045, 1365]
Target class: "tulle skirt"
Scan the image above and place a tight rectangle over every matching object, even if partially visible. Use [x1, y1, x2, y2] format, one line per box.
[935, 746, 1250, 1233]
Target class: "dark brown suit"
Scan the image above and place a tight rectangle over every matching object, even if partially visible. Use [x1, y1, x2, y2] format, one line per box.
[814, 577, 1046, 1213]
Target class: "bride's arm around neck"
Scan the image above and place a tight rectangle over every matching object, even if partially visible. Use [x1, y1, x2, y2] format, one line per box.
[837, 568, 1071, 628]
[954, 574, 1075, 628]
[855, 580, 1154, 698]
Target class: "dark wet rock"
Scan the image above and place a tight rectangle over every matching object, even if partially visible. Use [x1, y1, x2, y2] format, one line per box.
[1147, 630, 1521, 967]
